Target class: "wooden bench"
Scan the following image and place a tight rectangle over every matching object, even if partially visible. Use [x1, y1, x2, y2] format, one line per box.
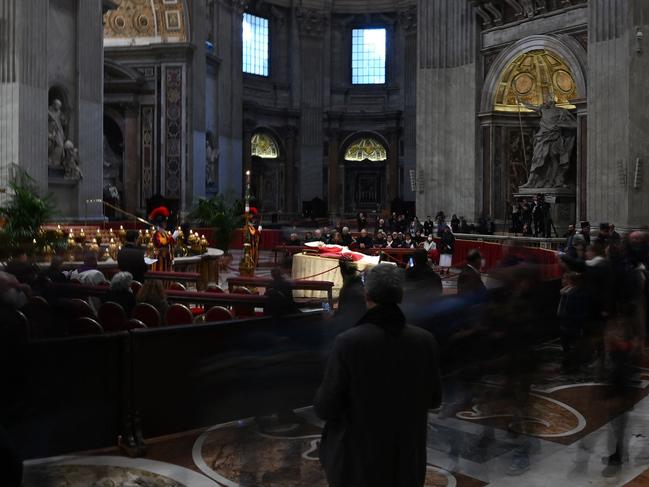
[48, 283, 268, 310]
[227, 276, 334, 308]
[144, 271, 201, 284]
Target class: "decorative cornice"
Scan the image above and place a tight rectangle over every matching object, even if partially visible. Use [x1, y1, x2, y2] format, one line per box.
[229, 0, 249, 15]
[399, 6, 417, 33]
[296, 7, 329, 37]
[470, 0, 584, 29]
[269, 5, 287, 26]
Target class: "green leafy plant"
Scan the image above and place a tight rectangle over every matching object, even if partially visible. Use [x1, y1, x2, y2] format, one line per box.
[189, 192, 244, 255]
[0, 170, 58, 257]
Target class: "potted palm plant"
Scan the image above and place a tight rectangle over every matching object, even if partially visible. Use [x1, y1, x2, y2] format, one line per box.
[189, 192, 244, 269]
[0, 170, 60, 260]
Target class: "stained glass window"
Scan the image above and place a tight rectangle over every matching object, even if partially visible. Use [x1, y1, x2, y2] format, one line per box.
[352, 28, 386, 85]
[242, 13, 269, 76]
[251, 133, 279, 159]
[344, 138, 387, 162]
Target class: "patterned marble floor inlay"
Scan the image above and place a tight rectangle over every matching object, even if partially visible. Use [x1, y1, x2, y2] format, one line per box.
[193, 408, 469, 487]
[23, 464, 185, 487]
[23, 456, 218, 487]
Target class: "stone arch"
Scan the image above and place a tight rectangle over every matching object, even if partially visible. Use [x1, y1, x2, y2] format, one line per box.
[481, 34, 587, 113]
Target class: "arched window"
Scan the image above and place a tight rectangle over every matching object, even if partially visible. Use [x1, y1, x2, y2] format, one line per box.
[344, 138, 387, 162]
[251, 133, 279, 159]
[494, 49, 578, 112]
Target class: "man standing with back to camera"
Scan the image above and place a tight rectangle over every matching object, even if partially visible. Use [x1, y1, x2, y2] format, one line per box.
[314, 264, 442, 487]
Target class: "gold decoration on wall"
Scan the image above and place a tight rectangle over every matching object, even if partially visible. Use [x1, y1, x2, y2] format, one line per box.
[344, 138, 388, 162]
[103, 0, 188, 46]
[251, 133, 279, 159]
[494, 49, 578, 112]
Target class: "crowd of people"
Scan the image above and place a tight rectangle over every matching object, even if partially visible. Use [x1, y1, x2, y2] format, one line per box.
[0, 230, 172, 328]
[4, 210, 649, 485]
[510, 195, 556, 237]
[285, 211, 494, 251]
[314, 225, 649, 482]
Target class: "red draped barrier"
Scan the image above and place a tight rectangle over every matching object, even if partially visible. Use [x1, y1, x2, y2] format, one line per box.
[436, 238, 562, 280]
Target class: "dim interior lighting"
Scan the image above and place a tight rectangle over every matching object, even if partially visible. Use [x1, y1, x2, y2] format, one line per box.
[246, 170, 251, 176]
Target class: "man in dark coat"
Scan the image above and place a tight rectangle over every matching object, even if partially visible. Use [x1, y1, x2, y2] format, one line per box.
[264, 267, 300, 318]
[404, 249, 443, 297]
[314, 264, 442, 487]
[117, 230, 148, 283]
[457, 249, 486, 295]
[336, 260, 367, 324]
[356, 229, 373, 251]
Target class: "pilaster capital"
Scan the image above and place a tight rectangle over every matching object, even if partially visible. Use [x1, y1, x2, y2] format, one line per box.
[296, 7, 329, 37]
[399, 6, 417, 33]
[229, 0, 249, 15]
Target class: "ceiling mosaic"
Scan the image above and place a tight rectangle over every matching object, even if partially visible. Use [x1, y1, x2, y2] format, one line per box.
[103, 0, 188, 46]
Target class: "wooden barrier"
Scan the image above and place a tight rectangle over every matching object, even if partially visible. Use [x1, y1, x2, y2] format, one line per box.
[48, 283, 268, 310]
[144, 271, 201, 284]
[227, 276, 334, 308]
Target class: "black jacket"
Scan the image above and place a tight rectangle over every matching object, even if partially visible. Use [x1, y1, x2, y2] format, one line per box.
[440, 232, 455, 254]
[117, 244, 148, 283]
[457, 265, 486, 295]
[337, 275, 367, 323]
[314, 304, 442, 487]
[264, 277, 300, 318]
[405, 265, 443, 298]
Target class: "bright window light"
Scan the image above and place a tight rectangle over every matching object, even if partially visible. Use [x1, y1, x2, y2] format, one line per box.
[352, 28, 386, 85]
[242, 13, 269, 76]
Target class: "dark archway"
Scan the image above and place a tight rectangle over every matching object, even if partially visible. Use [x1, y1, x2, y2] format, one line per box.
[250, 129, 284, 213]
[340, 133, 389, 213]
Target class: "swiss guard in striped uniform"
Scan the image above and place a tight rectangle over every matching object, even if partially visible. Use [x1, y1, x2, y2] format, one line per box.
[149, 206, 175, 273]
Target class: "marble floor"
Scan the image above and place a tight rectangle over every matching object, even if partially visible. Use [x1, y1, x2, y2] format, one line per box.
[23, 343, 649, 486]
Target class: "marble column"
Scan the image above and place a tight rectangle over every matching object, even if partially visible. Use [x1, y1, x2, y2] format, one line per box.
[216, 0, 245, 198]
[189, 0, 208, 211]
[327, 128, 340, 216]
[285, 125, 297, 213]
[626, 0, 649, 230]
[76, 0, 104, 219]
[573, 98, 587, 222]
[416, 0, 479, 221]
[297, 8, 328, 202]
[387, 127, 400, 204]
[587, 0, 649, 231]
[0, 0, 48, 201]
[123, 104, 140, 215]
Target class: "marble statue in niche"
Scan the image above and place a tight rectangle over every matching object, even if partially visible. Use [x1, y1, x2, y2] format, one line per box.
[62, 140, 83, 181]
[103, 133, 123, 215]
[519, 99, 577, 189]
[48, 99, 67, 167]
[206, 131, 219, 191]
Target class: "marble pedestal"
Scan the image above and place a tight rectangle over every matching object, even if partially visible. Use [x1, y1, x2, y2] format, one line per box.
[514, 187, 576, 236]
